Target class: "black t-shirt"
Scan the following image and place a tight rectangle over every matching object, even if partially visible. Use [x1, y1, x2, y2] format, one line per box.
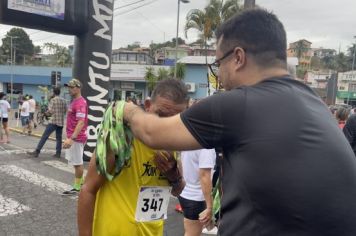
[181, 77, 356, 236]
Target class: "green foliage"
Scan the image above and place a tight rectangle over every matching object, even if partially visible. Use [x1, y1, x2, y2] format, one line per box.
[0, 27, 34, 64]
[157, 68, 170, 81]
[43, 43, 72, 67]
[149, 38, 186, 57]
[175, 63, 186, 80]
[144, 67, 157, 95]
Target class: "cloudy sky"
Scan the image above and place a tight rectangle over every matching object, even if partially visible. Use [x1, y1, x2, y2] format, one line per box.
[0, 0, 355, 53]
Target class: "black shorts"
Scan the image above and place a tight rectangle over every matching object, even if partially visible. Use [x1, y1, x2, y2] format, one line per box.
[178, 196, 206, 220]
[1, 118, 8, 123]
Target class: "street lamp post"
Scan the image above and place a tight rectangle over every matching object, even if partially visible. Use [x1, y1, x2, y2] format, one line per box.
[9, 36, 18, 106]
[174, 0, 189, 79]
[346, 36, 356, 105]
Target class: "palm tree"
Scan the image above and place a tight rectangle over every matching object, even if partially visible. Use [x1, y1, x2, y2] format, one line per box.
[144, 67, 157, 95]
[185, 0, 242, 94]
[157, 68, 169, 81]
[169, 63, 186, 80]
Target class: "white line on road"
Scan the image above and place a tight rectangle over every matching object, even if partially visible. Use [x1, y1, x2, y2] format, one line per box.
[0, 165, 72, 194]
[42, 160, 87, 176]
[0, 194, 31, 217]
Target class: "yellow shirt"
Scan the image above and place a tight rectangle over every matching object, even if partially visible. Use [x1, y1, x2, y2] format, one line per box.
[92, 139, 171, 236]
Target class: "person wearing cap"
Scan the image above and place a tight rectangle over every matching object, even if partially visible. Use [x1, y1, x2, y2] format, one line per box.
[62, 79, 88, 195]
[0, 92, 11, 143]
[20, 95, 31, 135]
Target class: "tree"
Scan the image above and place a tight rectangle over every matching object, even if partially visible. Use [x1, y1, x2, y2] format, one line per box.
[144, 67, 157, 95]
[0, 27, 34, 64]
[43, 43, 72, 67]
[157, 68, 170, 81]
[293, 41, 309, 63]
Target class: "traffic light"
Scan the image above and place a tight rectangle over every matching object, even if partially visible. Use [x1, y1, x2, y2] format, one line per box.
[51, 71, 56, 86]
[57, 71, 61, 84]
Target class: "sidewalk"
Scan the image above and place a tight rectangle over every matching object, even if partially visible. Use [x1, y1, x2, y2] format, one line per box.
[7, 110, 65, 141]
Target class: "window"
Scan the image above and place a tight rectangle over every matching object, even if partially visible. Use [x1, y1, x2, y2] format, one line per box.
[6, 83, 23, 94]
[119, 53, 127, 61]
[128, 54, 137, 61]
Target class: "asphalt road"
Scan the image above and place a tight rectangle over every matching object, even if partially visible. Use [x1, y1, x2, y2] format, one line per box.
[0, 132, 187, 236]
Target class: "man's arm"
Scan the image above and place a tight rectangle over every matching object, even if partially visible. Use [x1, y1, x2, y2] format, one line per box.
[63, 120, 85, 148]
[198, 168, 213, 225]
[78, 149, 115, 236]
[124, 103, 201, 150]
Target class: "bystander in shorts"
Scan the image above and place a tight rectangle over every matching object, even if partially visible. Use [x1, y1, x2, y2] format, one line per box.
[65, 142, 84, 165]
[21, 116, 29, 127]
[178, 196, 206, 220]
[2, 118, 8, 124]
[29, 112, 35, 121]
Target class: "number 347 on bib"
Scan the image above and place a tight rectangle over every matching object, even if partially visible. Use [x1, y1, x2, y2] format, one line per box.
[135, 186, 171, 222]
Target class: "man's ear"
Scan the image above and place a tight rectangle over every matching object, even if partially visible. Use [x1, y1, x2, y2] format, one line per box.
[234, 47, 247, 70]
[144, 99, 151, 112]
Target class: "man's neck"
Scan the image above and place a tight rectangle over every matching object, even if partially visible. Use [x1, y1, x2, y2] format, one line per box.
[73, 93, 81, 99]
[242, 67, 289, 86]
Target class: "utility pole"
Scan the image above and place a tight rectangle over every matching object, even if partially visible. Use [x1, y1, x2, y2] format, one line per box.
[9, 36, 18, 107]
[244, 0, 255, 9]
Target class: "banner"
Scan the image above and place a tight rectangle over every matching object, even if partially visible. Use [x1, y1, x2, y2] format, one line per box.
[8, 0, 65, 20]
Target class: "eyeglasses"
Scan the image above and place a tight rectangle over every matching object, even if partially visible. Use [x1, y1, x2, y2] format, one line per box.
[208, 46, 246, 79]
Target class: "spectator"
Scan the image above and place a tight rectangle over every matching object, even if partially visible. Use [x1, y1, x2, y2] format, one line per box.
[335, 107, 349, 129]
[123, 9, 356, 235]
[28, 95, 37, 129]
[62, 79, 88, 195]
[20, 95, 31, 135]
[27, 87, 67, 158]
[0, 92, 11, 143]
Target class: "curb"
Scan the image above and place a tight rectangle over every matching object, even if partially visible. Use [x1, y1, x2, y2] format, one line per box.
[9, 127, 58, 141]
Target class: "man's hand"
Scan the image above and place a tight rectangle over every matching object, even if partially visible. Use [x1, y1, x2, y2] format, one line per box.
[154, 151, 178, 181]
[63, 138, 74, 149]
[153, 151, 185, 196]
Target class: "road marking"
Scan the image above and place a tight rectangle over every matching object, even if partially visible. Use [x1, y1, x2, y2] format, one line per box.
[0, 147, 56, 156]
[42, 160, 87, 176]
[0, 165, 72, 195]
[0, 194, 31, 217]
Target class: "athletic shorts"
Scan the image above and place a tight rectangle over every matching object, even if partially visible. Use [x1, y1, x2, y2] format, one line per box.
[178, 196, 206, 220]
[65, 142, 84, 166]
[1, 118, 8, 123]
[21, 116, 29, 127]
[29, 112, 35, 121]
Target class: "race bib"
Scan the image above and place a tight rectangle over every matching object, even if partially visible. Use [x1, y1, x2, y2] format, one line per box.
[135, 186, 171, 222]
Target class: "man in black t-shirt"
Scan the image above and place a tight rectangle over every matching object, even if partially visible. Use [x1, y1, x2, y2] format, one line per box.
[123, 9, 356, 236]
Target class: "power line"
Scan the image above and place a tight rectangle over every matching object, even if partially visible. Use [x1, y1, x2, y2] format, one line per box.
[114, 0, 146, 11]
[114, 0, 159, 16]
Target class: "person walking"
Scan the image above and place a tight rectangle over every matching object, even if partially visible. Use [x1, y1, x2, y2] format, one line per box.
[0, 92, 11, 143]
[27, 87, 67, 158]
[123, 9, 356, 235]
[62, 79, 88, 195]
[28, 95, 37, 129]
[20, 95, 31, 135]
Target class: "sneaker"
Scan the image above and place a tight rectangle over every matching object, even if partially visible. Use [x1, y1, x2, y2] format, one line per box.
[61, 188, 79, 195]
[52, 153, 61, 158]
[202, 226, 218, 235]
[27, 151, 39, 158]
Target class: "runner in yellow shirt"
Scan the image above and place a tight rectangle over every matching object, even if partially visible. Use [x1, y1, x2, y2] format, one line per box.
[78, 79, 188, 236]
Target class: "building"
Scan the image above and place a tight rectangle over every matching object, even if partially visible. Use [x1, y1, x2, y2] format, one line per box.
[336, 70, 356, 105]
[112, 48, 154, 65]
[287, 39, 313, 68]
[0, 65, 72, 106]
[313, 48, 337, 58]
[178, 56, 216, 99]
[155, 45, 191, 65]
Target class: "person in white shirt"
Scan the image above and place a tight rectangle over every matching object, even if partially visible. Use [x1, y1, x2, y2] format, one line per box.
[28, 95, 37, 129]
[0, 92, 11, 143]
[179, 148, 216, 236]
[21, 95, 31, 135]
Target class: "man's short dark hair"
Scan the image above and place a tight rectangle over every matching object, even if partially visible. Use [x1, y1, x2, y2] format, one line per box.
[0, 92, 5, 100]
[151, 79, 188, 105]
[53, 87, 61, 96]
[216, 8, 287, 68]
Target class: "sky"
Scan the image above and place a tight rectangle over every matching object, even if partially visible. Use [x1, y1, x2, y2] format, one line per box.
[0, 0, 355, 53]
